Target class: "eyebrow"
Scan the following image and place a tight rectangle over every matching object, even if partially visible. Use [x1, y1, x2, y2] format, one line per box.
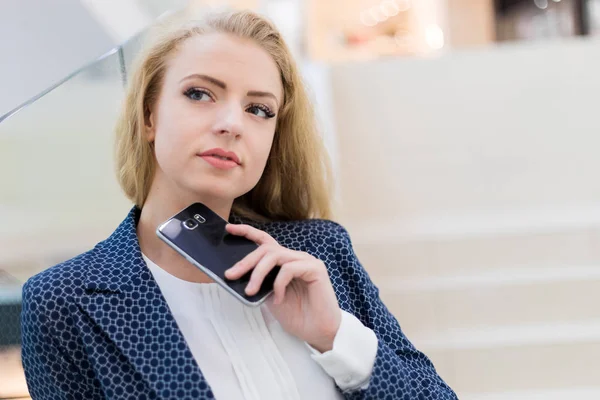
[180, 73, 279, 106]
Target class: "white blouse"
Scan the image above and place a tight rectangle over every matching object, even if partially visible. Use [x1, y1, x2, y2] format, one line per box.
[142, 254, 378, 400]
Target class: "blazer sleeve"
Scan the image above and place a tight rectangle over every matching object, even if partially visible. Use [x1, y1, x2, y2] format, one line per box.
[21, 278, 99, 400]
[329, 223, 458, 400]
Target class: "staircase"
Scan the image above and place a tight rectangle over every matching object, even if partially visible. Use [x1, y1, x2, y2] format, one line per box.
[344, 220, 600, 398]
[326, 37, 600, 399]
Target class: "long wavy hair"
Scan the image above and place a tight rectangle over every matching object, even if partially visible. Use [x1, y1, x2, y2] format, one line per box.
[114, 10, 333, 222]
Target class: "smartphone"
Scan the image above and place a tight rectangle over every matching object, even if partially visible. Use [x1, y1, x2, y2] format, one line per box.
[156, 203, 279, 307]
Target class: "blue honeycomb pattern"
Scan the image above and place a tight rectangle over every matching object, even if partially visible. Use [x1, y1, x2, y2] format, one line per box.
[21, 207, 457, 399]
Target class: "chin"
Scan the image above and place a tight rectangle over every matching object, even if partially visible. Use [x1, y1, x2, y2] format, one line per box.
[188, 179, 247, 202]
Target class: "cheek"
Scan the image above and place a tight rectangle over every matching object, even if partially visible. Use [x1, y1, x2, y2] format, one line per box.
[152, 125, 189, 174]
[247, 131, 276, 179]
[153, 105, 199, 159]
[255, 128, 276, 161]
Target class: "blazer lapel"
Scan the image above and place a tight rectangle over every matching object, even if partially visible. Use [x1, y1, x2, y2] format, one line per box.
[76, 207, 213, 399]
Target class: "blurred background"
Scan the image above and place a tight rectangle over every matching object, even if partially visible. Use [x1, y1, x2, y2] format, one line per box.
[2, 0, 600, 398]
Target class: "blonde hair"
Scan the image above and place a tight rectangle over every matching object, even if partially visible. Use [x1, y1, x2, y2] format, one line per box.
[114, 10, 333, 222]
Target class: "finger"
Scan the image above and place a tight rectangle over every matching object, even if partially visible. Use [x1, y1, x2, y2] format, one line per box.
[246, 246, 310, 295]
[226, 224, 277, 246]
[225, 245, 268, 280]
[245, 252, 281, 295]
[245, 247, 306, 295]
[271, 260, 312, 304]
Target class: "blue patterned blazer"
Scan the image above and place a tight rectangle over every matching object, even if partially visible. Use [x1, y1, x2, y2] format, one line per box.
[21, 207, 457, 399]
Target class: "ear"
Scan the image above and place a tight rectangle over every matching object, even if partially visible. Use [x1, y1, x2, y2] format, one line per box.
[144, 104, 156, 143]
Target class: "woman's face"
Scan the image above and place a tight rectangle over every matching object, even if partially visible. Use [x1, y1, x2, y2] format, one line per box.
[145, 33, 283, 205]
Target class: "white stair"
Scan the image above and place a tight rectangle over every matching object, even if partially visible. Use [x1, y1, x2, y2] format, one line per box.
[329, 38, 600, 399]
[376, 265, 600, 335]
[460, 387, 600, 400]
[424, 328, 600, 395]
[342, 223, 600, 398]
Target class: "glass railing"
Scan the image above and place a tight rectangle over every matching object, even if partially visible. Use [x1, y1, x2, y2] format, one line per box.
[0, 7, 183, 398]
[0, 2, 177, 285]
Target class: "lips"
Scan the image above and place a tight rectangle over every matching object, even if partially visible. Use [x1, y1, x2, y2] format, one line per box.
[199, 148, 241, 165]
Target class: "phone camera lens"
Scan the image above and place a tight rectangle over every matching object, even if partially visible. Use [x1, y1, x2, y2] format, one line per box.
[183, 218, 199, 230]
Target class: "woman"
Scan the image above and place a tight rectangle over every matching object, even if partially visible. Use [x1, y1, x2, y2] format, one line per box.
[21, 10, 457, 400]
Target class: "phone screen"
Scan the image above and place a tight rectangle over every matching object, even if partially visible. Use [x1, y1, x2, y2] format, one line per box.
[156, 203, 279, 306]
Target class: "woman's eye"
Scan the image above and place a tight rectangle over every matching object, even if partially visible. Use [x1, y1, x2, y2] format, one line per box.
[185, 88, 212, 102]
[247, 104, 275, 119]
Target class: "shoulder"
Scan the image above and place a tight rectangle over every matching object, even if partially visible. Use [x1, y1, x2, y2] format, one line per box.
[246, 219, 373, 310]
[22, 249, 95, 308]
[255, 218, 353, 249]
[256, 220, 360, 273]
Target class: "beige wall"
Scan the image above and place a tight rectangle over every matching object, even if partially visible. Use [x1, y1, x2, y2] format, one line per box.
[446, 0, 496, 48]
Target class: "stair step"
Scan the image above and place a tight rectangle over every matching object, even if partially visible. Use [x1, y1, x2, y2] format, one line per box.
[345, 206, 600, 243]
[421, 324, 600, 394]
[375, 266, 600, 335]
[378, 265, 600, 291]
[352, 226, 600, 279]
[417, 321, 600, 351]
[460, 387, 600, 400]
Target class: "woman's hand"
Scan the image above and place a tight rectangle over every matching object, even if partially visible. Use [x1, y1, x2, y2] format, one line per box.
[225, 223, 342, 353]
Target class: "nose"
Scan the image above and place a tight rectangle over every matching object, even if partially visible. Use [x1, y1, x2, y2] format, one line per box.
[212, 102, 243, 138]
